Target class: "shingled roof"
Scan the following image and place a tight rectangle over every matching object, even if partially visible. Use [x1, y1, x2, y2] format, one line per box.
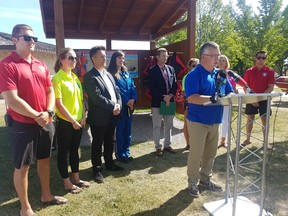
[0, 32, 56, 53]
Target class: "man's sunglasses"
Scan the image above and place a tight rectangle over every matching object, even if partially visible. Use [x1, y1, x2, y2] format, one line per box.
[67, 56, 78, 61]
[16, 35, 38, 42]
[256, 56, 266, 60]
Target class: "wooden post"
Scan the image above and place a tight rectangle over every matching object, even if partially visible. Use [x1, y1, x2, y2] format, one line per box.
[186, 0, 196, 62]
[54, 0, 65, 55]
[106, 38, 111, 50]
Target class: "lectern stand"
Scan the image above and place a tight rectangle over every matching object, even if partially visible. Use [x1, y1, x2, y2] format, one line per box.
[203, 93, 282, 216]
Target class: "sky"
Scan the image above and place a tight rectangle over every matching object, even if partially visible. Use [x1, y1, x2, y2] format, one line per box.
[1, 0, 287, 50]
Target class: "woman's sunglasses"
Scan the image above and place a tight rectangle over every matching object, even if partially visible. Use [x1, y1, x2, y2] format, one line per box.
[16, 35, 38, 42]
[67, 56, 79, 61]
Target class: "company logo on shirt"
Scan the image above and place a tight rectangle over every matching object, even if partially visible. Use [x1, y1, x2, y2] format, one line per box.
[38, 65, 46, 73]
[262, 72, 268, 77]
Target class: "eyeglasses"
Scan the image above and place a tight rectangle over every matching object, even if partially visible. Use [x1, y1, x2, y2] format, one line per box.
[256, 56, 267, 60]
[203, 54, 220, 58]
[16, 35, 38, 42]
[67, 56, 78, 61]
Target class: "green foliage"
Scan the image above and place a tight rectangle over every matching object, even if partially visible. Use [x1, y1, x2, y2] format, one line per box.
[156, 0, 288, 75]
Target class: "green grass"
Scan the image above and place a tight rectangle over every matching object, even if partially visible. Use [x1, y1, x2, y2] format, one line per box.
[0, 97, 288, 215]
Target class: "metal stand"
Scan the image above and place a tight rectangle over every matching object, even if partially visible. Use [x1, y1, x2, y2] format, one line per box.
[203, 93, 282, 216]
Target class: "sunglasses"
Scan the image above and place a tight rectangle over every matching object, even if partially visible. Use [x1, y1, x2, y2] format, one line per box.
[16, 35, 38, 42]
[203, 54, 220, 58]
[67, 56, 78, 61]
[256, 56, 266, 60]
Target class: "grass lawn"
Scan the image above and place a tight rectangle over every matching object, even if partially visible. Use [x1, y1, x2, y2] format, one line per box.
[0, 95, 287, 216]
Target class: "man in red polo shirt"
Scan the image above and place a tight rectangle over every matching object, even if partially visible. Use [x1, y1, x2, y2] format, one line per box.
[0, 24, 67, 216]
[241, 50, 275, 147]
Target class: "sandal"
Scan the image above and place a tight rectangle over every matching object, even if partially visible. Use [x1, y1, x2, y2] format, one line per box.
[241, 140, 251, 147]
[218, 142, 227, 149]
[73, 180, 90, 188]
[65, 185, 82, 194]
[41, 196, 68, 205]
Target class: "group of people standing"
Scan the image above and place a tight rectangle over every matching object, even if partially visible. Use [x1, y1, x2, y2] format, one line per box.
[0, 24, 136, 216]
[0, 23, 275, 216]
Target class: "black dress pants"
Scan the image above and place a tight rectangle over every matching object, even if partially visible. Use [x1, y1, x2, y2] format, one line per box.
[90, 118, 116, 176]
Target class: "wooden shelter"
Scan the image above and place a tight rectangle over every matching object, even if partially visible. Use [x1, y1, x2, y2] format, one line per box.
[39, 0, 197, 109]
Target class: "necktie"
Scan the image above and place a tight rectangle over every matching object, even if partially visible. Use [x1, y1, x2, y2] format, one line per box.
[161, 67, 169, 94]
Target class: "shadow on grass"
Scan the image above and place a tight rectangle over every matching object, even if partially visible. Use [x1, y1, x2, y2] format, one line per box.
[131, 189, 195, 216]
[72, 146, 189, 182]
[214, 140, 288, 215]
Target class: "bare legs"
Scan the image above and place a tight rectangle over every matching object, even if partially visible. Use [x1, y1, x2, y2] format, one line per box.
[16, 158, 67, 216]
[14, 166, 34, 216]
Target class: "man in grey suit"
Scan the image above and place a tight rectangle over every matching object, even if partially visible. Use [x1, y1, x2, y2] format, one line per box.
[83, 46, 123, 183]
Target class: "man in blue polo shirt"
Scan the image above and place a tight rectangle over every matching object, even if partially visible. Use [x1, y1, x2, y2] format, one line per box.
[185, 42, 233, 198]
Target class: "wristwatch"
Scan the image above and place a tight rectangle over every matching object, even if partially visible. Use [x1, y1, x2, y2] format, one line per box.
[46, 109, 55, 117]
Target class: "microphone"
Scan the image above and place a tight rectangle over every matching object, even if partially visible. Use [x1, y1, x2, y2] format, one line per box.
[210, 69, 227, 103]
[227, 70, 254, 94]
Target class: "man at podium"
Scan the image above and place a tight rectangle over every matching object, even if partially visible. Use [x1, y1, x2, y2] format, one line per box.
[241, 50, 275, 147]
[185, 42, 233, 198]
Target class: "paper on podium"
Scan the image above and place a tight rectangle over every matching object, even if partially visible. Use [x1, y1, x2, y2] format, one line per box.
[159, 101, 176, 115]
[204, 93, 282, 106]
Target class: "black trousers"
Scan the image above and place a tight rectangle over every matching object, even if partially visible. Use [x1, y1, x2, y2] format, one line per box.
[90, 118, 116, 176]
[56, 118, 83, 179]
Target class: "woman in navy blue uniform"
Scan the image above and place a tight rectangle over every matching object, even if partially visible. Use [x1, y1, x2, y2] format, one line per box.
[107, 51, 137, 163]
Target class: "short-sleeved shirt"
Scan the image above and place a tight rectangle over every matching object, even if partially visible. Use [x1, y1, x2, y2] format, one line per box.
[244, 65, 275, 93]
[185, 64, 233, 125]
[182, 69, 195, 92]
[52, 69, 83, 121]
[0, 51, 52, 124]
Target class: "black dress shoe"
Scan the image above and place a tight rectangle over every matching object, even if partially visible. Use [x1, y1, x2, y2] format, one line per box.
[106, 164, 124, 171]
[128, 156, 134, 161]
[94, 172, 104, 183]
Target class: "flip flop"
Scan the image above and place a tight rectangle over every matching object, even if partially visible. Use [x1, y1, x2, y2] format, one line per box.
[241, 140, 251, 147]
[73, 180, 90, 188]
[41, 196, 68, 205]
[65, 185, 82, 194]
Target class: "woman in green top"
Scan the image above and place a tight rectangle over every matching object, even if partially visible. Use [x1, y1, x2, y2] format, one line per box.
[52, 48, 89, 194]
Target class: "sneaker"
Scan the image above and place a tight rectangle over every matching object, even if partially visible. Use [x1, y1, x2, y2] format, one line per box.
[94, 172, 104, 184]
[199, 179, 222, 191]
[155, 148, 163, 157]
[163, 146, 176, 154]
[188, 183, 199, 198]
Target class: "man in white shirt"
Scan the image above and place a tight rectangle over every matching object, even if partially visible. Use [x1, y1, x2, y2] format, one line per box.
[83, 46, 123, 183]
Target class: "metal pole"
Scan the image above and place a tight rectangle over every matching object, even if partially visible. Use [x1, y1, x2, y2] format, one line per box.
[259, 96, 272, 214]
[232, 96, 243, 216]
[225, 99, 233, 203]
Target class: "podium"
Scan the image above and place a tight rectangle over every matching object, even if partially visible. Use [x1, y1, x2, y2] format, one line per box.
[203, 93, 282, 216]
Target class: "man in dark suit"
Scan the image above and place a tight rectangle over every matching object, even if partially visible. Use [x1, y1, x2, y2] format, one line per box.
[148, 48, 177, 156]
[83, 46, 123, 183]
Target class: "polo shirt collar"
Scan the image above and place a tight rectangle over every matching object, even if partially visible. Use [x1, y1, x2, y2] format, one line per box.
[10, 51, 40, 64]
[58, 69, 76, 81]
